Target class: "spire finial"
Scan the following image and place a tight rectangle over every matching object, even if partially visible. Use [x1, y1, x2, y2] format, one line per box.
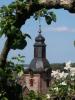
[38, 17, 42, 34]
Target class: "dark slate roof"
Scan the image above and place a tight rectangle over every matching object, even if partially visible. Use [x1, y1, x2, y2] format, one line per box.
[34, 42, 46, 46]
[29, 58, 50, 72]
[35, 33, 45, 42]
[34, 33, 46, 47]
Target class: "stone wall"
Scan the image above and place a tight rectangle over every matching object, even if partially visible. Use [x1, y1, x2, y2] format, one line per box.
[25, 74, 41, 93]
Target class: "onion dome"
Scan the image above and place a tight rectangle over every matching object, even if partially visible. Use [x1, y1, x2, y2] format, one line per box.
[29, 58, 50, 72]
[35, 33, 45, 42]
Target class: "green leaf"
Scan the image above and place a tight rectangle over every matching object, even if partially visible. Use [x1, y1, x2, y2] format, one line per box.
[45, 15, 52, 25]
[50, 12, 56, 22]
[11, 32, 28, 50]
[24, 33, 31, 39]
[0, 31, 3, 37]
[0, 68, 4, 76]
[12, 39, 27, 50]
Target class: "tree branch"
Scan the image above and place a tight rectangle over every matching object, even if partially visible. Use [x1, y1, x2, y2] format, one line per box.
[16, 0, 75, 28]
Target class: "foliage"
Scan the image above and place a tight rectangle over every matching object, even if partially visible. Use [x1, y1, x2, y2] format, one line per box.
[23, 90, 47, 100]
[33, 8, 56, 25]
[0, 0, 56, 51]
[0, 0, 56, 38]
[11, 54, 25, 77]
[0, 1, 31, 50]
[49, 66, 75, 99]
[0, 54, 25, 100]
[0, 68, 22, 100]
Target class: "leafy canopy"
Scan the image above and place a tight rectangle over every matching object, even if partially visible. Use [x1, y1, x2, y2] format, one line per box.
[34, 8, 56, 25]
[0, 0, 31, 50]
[0, 0, 56, 50]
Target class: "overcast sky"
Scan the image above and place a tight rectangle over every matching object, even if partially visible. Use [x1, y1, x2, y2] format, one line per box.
[0, 0, 75, 64]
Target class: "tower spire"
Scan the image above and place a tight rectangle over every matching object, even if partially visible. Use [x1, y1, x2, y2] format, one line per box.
[38, 17, 42, 34]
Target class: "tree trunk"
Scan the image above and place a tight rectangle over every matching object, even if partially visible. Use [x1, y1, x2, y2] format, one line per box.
[0, 38, 12, 68]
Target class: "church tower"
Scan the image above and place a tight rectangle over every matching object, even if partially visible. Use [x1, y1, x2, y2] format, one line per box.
[28, 32, 52, 93]
[19, 31, 52, 95]
[29, 31, 50, 72]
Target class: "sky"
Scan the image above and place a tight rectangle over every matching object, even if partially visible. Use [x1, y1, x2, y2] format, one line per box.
[0, 0, 75, 64]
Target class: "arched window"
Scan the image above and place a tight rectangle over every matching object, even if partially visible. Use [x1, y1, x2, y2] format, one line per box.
[29, 79, 34, 87]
